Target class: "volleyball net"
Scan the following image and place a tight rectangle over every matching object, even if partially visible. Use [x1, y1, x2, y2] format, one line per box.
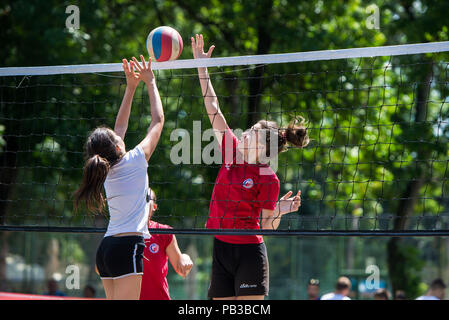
[1, 41, 449, 236]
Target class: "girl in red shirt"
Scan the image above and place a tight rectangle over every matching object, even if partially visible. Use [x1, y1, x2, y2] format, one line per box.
[192, 34, 310, 300]
[139, 189, 194, 300]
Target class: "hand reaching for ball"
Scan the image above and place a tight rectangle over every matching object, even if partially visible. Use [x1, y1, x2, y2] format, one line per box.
[122, 55, 155, 87]
[191, 34, 215, 59]
[122, 58, 141, 89]
[131, 55, 155, 84]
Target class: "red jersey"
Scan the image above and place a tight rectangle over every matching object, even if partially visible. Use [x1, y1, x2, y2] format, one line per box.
[139, 221, 173, 300]
[206, 128, 280, 244]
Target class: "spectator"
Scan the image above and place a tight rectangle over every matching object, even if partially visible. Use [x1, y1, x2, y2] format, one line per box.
[83, 285, 96, 298]
[320, 277, 352, 300]
[416, 278, 446, 300]
[394, 290, 407, 300]
[46, 279, 66, 297]
[306, 278, 320, 300]
[373, 288, 390, 300]
[139, 188, 194, 300]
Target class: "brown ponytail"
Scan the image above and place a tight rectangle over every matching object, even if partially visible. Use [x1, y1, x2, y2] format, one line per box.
[74, 127, 122, 214]
[256, 116, 309, 159]
[74, 155, 110, 213]
[283, 116, 310, 150]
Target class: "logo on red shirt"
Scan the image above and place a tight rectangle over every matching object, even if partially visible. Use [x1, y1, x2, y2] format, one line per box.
[242, 178, 254, 189]
[149, 243, 159, 253]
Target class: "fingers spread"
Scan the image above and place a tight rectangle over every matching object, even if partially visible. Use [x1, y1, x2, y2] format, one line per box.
[196, 34, 202, 51]
[122, 59, 130, 73]
[207, 45, 215, 57]
[132, 57, 143, 71]
[281, 191, 293, 200]
[140, 55, 146, 69]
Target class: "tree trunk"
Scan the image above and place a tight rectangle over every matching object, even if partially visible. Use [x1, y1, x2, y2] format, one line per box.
[224, 76, 240, 129]
[0, 232, 10, 291]
[345, 217, 359, 271]
[0, 129, 20, 292]
[386, 60, 433, 297]
[246, 0, 272, 128]
[46, 238, 60, 280]
[0, 135, 19, 225]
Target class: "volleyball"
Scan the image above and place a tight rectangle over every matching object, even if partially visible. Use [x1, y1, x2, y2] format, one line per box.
[146, 26, 183, 62]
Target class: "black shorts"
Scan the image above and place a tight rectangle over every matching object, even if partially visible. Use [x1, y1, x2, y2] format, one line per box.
[96, 235, 145, 279]
[208, 238, 269, 298]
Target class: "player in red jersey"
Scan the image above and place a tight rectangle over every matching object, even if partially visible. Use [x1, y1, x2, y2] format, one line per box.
[139, 188, 193, 300]
[192, 34, 310, 300]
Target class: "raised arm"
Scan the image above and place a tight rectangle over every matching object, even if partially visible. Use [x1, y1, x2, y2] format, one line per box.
[114, 59, 141, 140]
[166, 236, 194, 279]
[131, 55, 165, 162]
[192, 34, 228, 146]
[261, 191, 302, 230]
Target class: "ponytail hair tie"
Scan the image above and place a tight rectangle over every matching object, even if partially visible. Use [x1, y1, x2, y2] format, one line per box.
[279, 130, 287, 146]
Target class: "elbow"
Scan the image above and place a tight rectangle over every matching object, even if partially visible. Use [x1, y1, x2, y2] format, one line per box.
[158, 113, 165, 125]
[152, 114, 165, 127]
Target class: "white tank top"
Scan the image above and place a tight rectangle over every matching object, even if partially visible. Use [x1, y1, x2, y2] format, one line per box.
[103, 145, 150, 239]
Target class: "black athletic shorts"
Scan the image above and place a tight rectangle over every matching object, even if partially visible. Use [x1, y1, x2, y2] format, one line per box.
[96, 235, 145, 279]
[208, 238, 269, 298]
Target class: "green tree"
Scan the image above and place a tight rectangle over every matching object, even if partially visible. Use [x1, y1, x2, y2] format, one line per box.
[381, 0, 449, 297]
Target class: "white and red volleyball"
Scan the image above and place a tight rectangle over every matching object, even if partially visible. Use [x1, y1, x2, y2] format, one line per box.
[146, 26, 183, 62]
